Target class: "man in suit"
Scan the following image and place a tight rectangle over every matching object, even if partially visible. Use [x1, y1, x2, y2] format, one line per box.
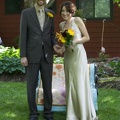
[20, 0, 61, 120]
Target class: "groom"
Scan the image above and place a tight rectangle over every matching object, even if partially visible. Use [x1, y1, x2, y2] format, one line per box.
[20, 0, 60, 120]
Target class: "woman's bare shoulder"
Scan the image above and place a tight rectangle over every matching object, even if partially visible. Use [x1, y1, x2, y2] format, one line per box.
[59, 21, 65, 30]
[59, 21, 65, 26]
[74, 17, 83, 23]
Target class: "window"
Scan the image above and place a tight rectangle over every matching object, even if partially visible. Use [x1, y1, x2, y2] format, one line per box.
[76, 0, 113, 20]
[5, 0, 24, 14]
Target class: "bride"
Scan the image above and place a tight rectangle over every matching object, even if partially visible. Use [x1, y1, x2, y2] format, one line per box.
[58, 1, 98, 120]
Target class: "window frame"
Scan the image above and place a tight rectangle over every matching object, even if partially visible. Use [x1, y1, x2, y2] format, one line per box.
[76, 0, 113, 20]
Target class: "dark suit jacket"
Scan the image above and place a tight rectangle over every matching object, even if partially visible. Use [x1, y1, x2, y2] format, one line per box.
[20, 7, 57, 63]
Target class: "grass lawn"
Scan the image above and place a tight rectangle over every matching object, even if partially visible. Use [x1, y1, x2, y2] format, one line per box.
[0, 81, 120, 120]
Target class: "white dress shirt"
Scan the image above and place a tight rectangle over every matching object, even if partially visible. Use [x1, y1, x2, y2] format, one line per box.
[35, 3, 45, 31]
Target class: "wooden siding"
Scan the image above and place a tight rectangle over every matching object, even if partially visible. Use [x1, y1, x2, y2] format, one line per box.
[0, 0, 120, 58]
[0, 0, 20, 47]
[85, 4, 120, 58]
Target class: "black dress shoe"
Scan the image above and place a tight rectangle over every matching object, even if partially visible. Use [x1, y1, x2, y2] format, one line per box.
[30, 117, 38, 120]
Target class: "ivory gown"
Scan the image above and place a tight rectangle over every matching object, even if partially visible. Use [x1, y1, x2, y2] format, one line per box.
[61, 18, 97, 120]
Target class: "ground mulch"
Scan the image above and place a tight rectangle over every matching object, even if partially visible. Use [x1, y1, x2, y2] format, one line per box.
[0, 73, 26, 82]
[97, 78, 120, 90]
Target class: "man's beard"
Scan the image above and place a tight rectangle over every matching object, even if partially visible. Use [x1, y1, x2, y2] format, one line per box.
[37, 0, 46, 6]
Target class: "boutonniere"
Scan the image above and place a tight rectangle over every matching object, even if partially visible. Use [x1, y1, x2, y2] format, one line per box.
[47, 12, 53, 18]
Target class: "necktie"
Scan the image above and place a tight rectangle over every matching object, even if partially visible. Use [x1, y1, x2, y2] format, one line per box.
[38, 9, 45, 31]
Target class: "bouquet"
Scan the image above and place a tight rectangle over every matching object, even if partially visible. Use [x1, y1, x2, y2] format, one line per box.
[56, 29, 75, 52]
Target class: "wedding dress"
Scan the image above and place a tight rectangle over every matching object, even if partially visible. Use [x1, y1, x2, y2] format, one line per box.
[62, 18, 97, 120]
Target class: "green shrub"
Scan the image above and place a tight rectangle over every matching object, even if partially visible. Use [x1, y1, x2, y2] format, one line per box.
[109, 60, 120, 77]
[0, 46, 20, 58]
[0, 56, 25, 74]
[53, 55, 64, 64]
[98, 52, 109, 62]
[97, 58, 120, 78]
[74, 9, 83, 18]
[0, 46, 25, 74]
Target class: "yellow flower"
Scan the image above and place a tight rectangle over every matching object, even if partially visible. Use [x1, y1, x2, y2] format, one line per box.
[67, 29, 74, 36]
[56, 29, 75, 52]
[61, 37, 66, 43]
[56, 32, 66, 43]
[47, 12, 53, 17]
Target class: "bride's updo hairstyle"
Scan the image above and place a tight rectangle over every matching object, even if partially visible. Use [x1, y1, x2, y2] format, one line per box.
[60, 1, 76, 16]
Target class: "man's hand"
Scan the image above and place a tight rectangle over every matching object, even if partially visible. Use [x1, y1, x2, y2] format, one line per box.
[21, 57, 28, 67]
[53, 45, 62, 54]
[53, 45, 65, 55]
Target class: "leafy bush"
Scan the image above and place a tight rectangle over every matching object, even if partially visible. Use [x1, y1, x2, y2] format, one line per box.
[108, 59, 120, 77]
[0, 46, 20, 58]
[96, 58, 120, 78]
[74, 9, 83, 18]
[53, 55, 64, 64]
[0, 56, 25, 74]
[98, 52, 109, 62]
[0, 46, 25, 74]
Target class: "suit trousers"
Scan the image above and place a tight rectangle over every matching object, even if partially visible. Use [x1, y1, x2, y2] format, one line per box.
[26, 50, 53, 118]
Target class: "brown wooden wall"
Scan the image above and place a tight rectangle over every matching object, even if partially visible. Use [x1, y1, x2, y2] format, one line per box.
[0, 0, 20, 47]
[85, 4, 120, 58]
[0, 0, 120, 58]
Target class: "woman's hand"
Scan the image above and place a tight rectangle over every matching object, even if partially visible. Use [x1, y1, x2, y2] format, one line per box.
[72, 39, 78, 45]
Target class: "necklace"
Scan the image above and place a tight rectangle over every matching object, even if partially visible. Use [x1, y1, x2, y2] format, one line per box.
[63, 21, 72, 31]
[63, 17, 73, 31]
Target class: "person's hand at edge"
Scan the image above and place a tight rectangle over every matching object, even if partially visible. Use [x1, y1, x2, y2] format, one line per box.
[21, 57, 28, 67]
